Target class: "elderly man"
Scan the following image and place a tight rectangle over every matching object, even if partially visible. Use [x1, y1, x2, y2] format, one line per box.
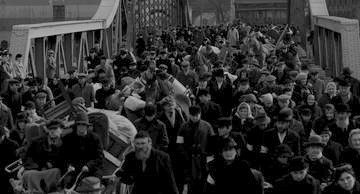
[22, 120, 64, 193]
[116, 131, 179, 194]
[62, 112, 104, 187]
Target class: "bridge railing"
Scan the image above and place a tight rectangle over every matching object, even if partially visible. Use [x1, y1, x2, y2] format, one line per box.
[9, 0, 125, 79]
[309, 0, 360, 79]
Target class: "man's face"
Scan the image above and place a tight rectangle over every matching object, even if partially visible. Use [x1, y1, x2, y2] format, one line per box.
[189, 113, 201, 123]
[35, 96, 47, 107]
[76, 124, 88, 137]
[306, 146, 323, 160]
[290, 168, 308, 182]
[199, 95, 210, 103]
[215, 76, 224, 83]
[276, 120, 289, 133]
[134, 137, 152, 160]
[339, 86, 350, 96]
[320, 133, 330, 145]
[278, 100, 289, 108]
[350, 133, 360, 150]
[218, 126, 231, 137]
[48, 127, 62, 140]
[336, 112, 349, 122]
[222, 148, 237, 161]
[79, 77, 86, 85]
[238, 83, 249, 91]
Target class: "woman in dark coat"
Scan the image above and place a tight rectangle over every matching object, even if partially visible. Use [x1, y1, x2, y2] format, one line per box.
[323, 164, 360, 194]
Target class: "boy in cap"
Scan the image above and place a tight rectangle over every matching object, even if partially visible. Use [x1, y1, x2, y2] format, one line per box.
[304, 135, 333, 189]
[273, 156, 320, 194]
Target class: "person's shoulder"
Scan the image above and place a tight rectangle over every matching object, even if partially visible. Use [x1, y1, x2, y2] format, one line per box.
[200, 120, 212, 129]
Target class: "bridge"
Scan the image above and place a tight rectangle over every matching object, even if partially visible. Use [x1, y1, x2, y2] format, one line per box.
[9, 0, 190, 79]
[7, 0, 360, 79]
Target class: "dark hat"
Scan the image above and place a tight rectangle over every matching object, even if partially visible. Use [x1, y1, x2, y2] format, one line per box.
[46, 119, 63, 130]
[213, 68, 224, 77]
[299, 106, 312, 116]
[197, 89, 210, 97]
[333, 164, 355, 182]
[342, 67, 353, 76]
[336, 103, 350, 113]
[277, 108, 293, 122]
[75, 112, 91, 126]
[199, 72, 212, 81]
[254, 111, 271, 125]
[240, 94, 258, 104]
[189, 105, 201, 115]
[304, 135, 326, 148]
[218, 117, 232, 128]
[35, 90, 48, 99]
[238, 78, 249, 85]
[289, 156, 309, 172]
[319, 127, 331, 135]
[274, 144, 294, 158]
[68, 67, 77, 74]
[159, 96, 176, 107]
[24, 101, 36, 110]
[219, 137, 237, 151]
[338, 79, 351, 87]
[325, 104, 335, 111]
[76, 176, 105, 193]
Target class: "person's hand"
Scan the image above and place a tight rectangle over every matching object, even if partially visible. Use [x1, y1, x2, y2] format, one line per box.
[68, 165, 75, 172]
[82, 165, 89, 172]
[320, 183, 328, 191]
[264, 181, 273, 189]
[260, 146, 268, 154]
[46, 162, 53, 169]
[182, 184, 188, 194]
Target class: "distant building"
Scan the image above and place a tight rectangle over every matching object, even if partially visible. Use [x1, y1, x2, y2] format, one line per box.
[326, 0, 360, 20]
[234, 0, 288, 24]
[188, 0, 233, 26]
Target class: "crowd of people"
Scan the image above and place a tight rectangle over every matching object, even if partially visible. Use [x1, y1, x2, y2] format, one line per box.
[1, 21, 360, 194]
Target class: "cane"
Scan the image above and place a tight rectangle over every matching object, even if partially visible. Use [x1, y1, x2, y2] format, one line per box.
[68, 167, 88, 192]
[57, 166, 76, 185]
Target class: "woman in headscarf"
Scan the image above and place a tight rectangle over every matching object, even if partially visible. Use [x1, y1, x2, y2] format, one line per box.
[318, 82, 337, 111]
[232, 102, 254, 138]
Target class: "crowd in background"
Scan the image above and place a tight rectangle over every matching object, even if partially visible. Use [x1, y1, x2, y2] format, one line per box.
[1, 20, 360, 194]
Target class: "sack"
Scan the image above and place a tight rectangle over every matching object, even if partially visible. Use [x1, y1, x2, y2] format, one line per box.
[124, 96, 146, 111]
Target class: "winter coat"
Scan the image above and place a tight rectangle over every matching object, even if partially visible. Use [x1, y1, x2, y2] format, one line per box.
[134, 117, 169, 151]
[273, 174, 320, 194]
[61, 131, 104, 177]
[117, 149, 179, 194]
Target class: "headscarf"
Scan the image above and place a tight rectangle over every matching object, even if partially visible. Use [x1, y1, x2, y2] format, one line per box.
[235, 102, 253, 119]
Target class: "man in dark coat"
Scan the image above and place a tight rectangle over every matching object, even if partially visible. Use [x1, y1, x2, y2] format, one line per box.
[319, 127, 343, 165]
[208, 68, 233, 116]
[331, 79, 360, 117]
[328, 103, 355, 147]
[95, 79, 115, 109]
[85, 48, 100, 70]
[263, 109, 301, 156]
[22, 120, 64, 193]
[197, 89, 222, 129]
[0, 126, 19, 193]
[116, 131, 179, 194]
[176, 105, 215, 194]
[303, 135, 333, 188]
[62, 112, 104, 184]
[134, 103, 169, 152]
[273, 156, 321, 194]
